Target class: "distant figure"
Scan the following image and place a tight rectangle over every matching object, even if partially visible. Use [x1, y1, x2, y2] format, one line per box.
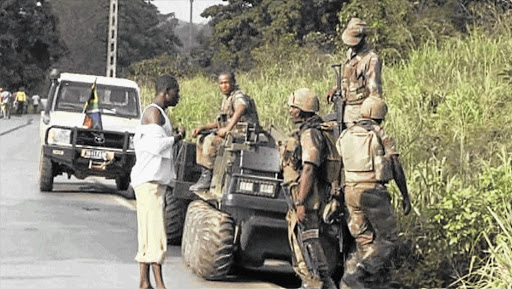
[15, 87, 27, 115]
[130, 74, 184, 289]
[0, 88, 13, 120]
[32, 94, 40, 114]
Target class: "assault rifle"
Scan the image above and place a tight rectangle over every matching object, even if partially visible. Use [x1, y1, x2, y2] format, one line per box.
[331, 64, 346, 135]
[281, 184, 319, 279]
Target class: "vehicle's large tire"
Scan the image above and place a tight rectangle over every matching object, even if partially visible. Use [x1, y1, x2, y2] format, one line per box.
[164, 187, 189, 245]
[192, 202, 235, 280]
[39, 151, 54, 192]
[182, 200, 211, 266]
[115, 175, 130, 191]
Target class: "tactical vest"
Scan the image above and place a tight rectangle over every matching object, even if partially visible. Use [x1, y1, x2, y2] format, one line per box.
[342, 49, 375, 105]
[281, 118, 341, 185]
[337, 121, 393, 184]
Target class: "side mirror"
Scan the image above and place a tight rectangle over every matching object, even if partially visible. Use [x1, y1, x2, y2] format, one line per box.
[42, 113, 50, 125]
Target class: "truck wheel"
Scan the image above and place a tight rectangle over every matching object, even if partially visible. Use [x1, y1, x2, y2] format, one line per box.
[39, 151, 54, 192]
[115, 175, 130, 191]
[182, 200, 211, 266]
[164, 187, 189, 245]
[192, 202, 235, 280]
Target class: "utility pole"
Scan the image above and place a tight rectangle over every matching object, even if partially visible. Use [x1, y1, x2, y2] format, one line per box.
[107, 0, 119, 77]
[189, 0, 193, 47]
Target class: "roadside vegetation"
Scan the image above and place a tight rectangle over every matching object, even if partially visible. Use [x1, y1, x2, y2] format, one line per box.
[135, 9, 512, 289]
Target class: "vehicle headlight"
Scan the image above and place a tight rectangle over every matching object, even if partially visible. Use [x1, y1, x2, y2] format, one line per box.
[47, 128, 72, 145]
[128, 135, 135, 150]
[236, 178, 278, 198]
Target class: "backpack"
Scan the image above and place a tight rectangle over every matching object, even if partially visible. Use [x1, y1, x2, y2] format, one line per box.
[317, 121, 342, 184]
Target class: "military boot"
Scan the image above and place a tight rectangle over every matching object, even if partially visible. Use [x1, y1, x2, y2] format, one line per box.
[190, 167, 212, 191]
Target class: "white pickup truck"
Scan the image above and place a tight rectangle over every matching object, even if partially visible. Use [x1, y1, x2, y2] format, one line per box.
[39, 70, 141, 196]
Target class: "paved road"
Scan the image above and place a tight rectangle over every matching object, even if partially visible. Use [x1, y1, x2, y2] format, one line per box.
[0, 114, 299, 289]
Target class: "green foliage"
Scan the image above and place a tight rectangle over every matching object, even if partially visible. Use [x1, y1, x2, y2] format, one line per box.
[50, 0, 180, 77]
[202, 0, 343, 70]
[0, 0, 65, 93]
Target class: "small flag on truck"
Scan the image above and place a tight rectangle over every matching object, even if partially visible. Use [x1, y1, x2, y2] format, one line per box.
[82, 80, 103, 130]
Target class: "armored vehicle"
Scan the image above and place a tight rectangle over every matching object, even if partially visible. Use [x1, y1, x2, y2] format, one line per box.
[39, 70, 141, 195]
[166, 123, 345, 281]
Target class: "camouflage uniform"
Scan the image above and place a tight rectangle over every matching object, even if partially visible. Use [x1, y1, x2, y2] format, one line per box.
[196, 89, 259, 169]
[338, 18, 383, 128]
[336, 119, 399, 289]
[342, 44, 383, 128]
[282, 115, 335, 289]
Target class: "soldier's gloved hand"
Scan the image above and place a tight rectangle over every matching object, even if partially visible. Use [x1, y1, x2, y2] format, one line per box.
[325, 88, 337, 103]
[296, 205, 306, 223]
[402, 196, 411, 215]
[217, 127, 228, 137]
[192, 127, 202, 138]
[177, 125, 186, 139]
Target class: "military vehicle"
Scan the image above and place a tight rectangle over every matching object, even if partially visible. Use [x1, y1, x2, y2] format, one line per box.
[166, 123, 346, 281]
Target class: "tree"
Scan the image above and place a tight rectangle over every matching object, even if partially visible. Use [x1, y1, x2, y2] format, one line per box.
[0, 0, 65, 93]
[51, 0, 181, 77]
[201, 0, 344, 70]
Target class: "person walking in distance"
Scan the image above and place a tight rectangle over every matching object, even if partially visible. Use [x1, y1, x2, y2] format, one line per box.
[130, 75, 185, 289]
[0, 88, 13, 120]
[336, 96, 411, 289]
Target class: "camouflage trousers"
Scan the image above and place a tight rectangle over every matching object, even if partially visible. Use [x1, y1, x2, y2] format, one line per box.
[341, 183, 398, 289]
[343, 104, 362, 128]
[195, 133, 223, 169]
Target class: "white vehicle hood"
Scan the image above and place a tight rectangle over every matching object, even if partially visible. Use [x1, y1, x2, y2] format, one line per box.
[48, 111, 139, 133]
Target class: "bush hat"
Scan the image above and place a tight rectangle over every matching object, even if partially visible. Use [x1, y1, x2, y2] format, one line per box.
[342, 18, 368, 46]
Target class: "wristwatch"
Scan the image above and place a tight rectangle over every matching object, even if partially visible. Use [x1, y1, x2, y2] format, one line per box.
[294, 200, 304, 207]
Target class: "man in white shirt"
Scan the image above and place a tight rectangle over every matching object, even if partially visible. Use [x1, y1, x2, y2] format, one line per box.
[130, 74, 184, 289]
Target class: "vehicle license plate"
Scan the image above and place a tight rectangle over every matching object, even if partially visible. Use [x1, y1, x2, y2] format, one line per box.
[81, 149, 106, 160]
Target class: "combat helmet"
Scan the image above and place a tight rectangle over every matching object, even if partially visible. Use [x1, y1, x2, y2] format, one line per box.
[288, 88, 319, 113]
[361, 96, 387, 120]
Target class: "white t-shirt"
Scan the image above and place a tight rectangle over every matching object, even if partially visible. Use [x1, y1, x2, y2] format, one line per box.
[32, 94, 40, 105]
[130, 104, 178, 187]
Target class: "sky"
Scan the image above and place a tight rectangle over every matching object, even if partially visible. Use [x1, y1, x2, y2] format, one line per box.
[151, 0, 225, 24]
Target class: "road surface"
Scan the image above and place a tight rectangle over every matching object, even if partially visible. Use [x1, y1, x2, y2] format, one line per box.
[0, 114, 299, 289]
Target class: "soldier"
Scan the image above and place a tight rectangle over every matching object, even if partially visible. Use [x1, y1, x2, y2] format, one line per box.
[336, 96, 411, 289]
[327, 17, 383, 128]
[190, 71, 259, 191]
[281, 88, 336, 289]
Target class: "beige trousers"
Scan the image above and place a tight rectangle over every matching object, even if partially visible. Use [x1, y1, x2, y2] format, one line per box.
[134, 182, 167, 264]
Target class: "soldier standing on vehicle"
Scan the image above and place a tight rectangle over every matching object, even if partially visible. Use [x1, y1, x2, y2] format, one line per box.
[336, 96, 411, 289]
[327, 17, 383, 129]
[130, 74, 185, 289]
[281, 88, 336, 289]
[190, 71, 260, 191]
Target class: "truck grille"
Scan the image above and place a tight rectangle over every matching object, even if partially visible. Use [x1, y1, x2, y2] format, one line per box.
[75, 130, 129, 149]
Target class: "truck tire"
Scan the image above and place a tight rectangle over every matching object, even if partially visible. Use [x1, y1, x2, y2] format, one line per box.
[182, 200, 211, 266]
[164, 187, 188, 245]
[39, 151, 54, 192]
[192, 202, 235, 280]
[115, 175, 130, 191]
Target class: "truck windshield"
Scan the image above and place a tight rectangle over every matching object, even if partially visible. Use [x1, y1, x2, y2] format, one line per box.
[54, 81, 140, 119]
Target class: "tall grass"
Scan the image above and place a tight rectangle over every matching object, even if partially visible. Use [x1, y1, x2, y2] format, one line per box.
[132, 14, 512, 288]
